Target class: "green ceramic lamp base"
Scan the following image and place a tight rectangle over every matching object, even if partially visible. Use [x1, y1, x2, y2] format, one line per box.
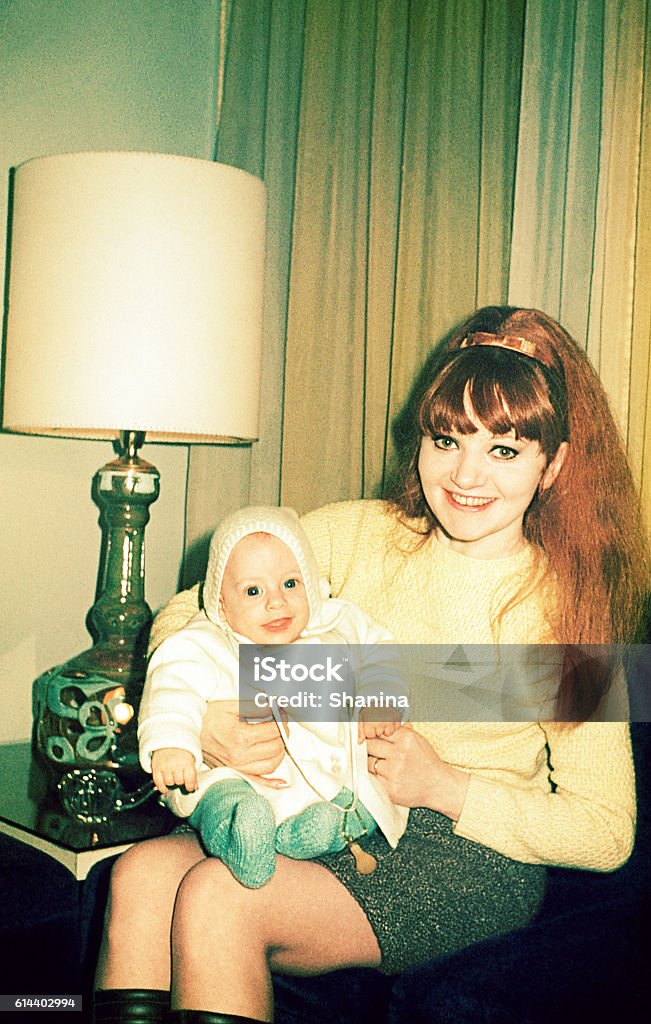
[34, 431, 160, 776]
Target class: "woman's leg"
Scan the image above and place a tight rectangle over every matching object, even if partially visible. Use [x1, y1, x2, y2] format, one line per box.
[95, 832, 206, 990]
[171, 853, 381, 1022]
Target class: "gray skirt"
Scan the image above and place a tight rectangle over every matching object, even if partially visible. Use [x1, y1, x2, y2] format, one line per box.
[315, 807, 547, 975]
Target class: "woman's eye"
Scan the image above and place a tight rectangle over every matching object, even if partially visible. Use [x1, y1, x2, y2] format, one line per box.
[492, 445, 518, 460]
[432, 434, 457, 451]
[284, 578, 298, 590]
[246, 586, 261, 597]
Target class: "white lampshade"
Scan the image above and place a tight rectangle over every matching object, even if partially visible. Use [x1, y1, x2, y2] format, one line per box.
[3, 151, 266, 443]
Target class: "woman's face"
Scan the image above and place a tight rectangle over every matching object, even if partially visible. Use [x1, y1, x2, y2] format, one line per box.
[417, 408, 560, 559]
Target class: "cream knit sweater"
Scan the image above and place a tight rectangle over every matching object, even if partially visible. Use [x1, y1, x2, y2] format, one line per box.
[149, 499, 636, 872]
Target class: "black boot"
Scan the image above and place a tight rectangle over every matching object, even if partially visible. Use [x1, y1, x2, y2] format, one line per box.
[93, 989, 169, 1024]
[169, 1012, 267, 1024]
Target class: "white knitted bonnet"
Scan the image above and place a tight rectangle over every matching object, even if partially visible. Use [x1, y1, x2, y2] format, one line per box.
[202, 505, 322, 626]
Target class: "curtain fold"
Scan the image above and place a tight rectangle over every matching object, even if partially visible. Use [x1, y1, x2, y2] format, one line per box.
[182, 0, 651, 584]
[625, 0, 651, 519]
[249, 0, 307, 504]
[586, 0, 648, 432]
[281, 0, 380, 508]
[363, 0, 410, 497]
[508, 0, 604, 333]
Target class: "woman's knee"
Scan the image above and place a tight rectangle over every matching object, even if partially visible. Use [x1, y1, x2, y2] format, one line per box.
[172, 858, 264, 948]
[110, 838, 160, 901]
[174, 856, 239, 915]
[109, 835, 203, 918]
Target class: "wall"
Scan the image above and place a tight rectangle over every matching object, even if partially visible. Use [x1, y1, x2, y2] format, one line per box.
[0, 0, 220, 742]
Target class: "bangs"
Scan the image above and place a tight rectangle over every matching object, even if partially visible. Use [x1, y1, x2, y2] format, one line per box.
[417, 348, 567, 454]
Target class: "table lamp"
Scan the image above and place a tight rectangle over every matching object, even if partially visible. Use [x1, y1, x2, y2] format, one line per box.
[2, 151, 266, 785]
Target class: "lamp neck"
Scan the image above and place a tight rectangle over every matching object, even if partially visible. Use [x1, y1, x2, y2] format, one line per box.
[89, 443, 161, 664]
[118, 429, 146, 460]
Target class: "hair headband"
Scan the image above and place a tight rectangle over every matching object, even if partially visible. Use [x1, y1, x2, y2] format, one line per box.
[460, 332, 556, 371]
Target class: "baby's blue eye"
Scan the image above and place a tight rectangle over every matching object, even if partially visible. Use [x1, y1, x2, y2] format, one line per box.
[284, 578, 297, 589]
[246, 585, 261, 597]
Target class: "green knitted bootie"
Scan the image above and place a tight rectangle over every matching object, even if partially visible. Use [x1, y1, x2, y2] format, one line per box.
[189, 778, 277, 888]
[274, 788, 378, 859]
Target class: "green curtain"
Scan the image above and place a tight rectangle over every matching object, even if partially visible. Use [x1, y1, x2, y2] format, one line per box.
[281, 0, 525, 509]
[509, 0, 651, 519]
[183, 0, 651, 583]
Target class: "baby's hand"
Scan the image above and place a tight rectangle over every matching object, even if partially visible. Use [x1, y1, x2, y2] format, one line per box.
[358, 707, 403, 742]
[151, 747, 198, 795]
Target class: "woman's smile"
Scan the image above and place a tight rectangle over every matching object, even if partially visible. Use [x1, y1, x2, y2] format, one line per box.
[444, 490, 497, 510]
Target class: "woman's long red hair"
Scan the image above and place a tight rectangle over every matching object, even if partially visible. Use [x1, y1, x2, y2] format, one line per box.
[389, 307, 649, 716]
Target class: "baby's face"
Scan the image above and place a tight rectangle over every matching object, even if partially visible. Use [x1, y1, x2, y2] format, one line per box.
[219, 532, 310, 644]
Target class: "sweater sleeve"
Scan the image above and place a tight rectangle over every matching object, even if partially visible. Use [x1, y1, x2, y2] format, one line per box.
[300, 505, 336, 582]
[138, 626, 226, 771]
[148, 583, 201, 654]
[300, 500, 376, 596]
[453, 720, 636, 871]
[338, 603, 410, 713]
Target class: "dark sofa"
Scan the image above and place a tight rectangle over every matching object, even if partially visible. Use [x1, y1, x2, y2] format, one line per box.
[1, 722, 648, 1023]
[273, 720, 650, 1022]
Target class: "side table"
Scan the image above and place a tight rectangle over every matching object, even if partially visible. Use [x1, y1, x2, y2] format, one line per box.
[0, 742, 174, 879]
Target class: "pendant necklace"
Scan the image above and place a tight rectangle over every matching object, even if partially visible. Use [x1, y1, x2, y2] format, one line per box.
[278, 709, 377, 875]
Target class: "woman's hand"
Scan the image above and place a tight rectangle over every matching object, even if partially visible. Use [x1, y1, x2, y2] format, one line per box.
[200, 700, 287, 785]
[366, 724, 470, 821]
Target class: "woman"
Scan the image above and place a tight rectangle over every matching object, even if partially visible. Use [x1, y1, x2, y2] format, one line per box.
[94, 306, 648, 1024]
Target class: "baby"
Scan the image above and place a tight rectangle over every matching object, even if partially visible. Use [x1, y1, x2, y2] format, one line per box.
[138, 506, 409, 888]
